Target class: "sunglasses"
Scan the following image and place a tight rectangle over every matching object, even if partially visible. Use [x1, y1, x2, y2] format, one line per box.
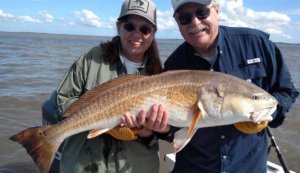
[177, 7, 211, 25]
[123, 23, 154, 35]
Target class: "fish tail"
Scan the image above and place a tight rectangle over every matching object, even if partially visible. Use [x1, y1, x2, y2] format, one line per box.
[9, 125, 61, 173]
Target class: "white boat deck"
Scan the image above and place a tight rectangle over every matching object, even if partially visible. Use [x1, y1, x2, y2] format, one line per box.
[164, 153, 296, 173]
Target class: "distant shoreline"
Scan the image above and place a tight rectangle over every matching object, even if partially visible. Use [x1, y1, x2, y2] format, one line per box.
[1, 30, 299, 45]
[0, 30, 185, 42]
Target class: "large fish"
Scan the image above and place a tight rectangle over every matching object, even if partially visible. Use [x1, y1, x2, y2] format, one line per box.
[10, 70, 278, 173]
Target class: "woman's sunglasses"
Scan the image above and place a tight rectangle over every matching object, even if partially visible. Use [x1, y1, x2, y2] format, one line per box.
[177, 7, 211, 25]
[123, 23, 154, 35]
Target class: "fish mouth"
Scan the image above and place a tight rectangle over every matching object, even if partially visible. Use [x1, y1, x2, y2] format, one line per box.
[249, 107, 276, 123]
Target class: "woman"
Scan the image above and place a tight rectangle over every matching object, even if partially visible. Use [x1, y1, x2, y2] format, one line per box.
[48, 0, 163, 172]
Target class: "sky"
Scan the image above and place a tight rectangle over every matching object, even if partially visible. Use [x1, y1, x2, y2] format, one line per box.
[0, 0, 300, 43]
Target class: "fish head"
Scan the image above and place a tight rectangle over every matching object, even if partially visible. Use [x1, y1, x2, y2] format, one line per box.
[196, 82, 278, 126]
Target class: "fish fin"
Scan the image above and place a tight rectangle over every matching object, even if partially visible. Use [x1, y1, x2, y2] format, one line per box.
[234, 121, 268, 134]
[173, 128, 196, 153]
[87, 128, 110, 139]
[106, 126, 142, 141]
[63, 74, 146, 118]
[9, 125, 62, 173]
[187, 108, 201, 138]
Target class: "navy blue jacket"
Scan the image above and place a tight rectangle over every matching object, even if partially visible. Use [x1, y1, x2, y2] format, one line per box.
[163, 26, 299, 173]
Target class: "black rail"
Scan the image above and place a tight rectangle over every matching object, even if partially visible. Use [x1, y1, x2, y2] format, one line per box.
[267, 127, 290, 173]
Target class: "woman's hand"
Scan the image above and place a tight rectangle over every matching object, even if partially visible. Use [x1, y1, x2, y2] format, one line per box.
[121, 104, 170, 137]
[143, 104, 170, 133]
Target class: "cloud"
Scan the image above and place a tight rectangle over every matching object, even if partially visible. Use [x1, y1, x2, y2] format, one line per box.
[286, 8, 300, 15]
[74, 9, 103, 27]
[0, 9, 53, 23]
[63, 21, 75, 27]
[39, 10, 54, 22]
[157, 9, 177, 30]
[0, 9, 14, 20]
[16, 15, 42, 23]
[55, 17, 74, 27]
[0, 9, 41, 23]
[217, 0, 291, 39]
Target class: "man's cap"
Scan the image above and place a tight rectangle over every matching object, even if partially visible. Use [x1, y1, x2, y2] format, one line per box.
[172, 0, 212, 14]
[118, 0, 157, 26]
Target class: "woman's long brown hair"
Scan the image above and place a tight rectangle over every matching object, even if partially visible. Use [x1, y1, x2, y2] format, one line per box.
[100, 17, 162, 75]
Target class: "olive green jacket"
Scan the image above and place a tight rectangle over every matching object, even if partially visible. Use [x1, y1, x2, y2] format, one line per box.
[54, 46, 159, 173]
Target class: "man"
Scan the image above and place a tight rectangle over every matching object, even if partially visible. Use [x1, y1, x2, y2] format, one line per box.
[158, 0, 299, 172]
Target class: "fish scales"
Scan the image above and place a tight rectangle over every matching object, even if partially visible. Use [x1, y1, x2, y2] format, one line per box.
[26, 72, 221, 141]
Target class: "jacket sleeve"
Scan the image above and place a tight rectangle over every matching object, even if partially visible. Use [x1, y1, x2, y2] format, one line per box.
[154, 126, 181, 142]
[55, 53, 90, 120]
[266, 42, 299, 127]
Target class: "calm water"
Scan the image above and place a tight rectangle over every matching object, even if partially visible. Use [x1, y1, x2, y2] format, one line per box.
[0, 32, 299, 173]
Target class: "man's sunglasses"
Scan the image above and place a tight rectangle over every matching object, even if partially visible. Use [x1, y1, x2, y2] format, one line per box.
[123, 23, 154, 35]
[177, 7, 211, 25]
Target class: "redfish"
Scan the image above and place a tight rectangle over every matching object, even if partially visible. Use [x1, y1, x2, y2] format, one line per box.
[10, 70, 278, 173]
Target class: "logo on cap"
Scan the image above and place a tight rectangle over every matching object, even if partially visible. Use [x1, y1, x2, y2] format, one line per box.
[128, 0, 149, 13]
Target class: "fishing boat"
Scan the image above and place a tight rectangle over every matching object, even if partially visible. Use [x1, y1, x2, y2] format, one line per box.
[163, 152, 296, 173]
[163, 127, 296, 173]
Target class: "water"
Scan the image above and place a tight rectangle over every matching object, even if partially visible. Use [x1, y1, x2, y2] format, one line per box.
[0, 32, 299, 173]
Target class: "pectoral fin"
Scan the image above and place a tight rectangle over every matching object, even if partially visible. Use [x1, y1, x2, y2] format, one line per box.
[187, 108, 201, 138]
[106, 126, 142, 140]
[174, 128, 196, 153]
[87, 126, 143, 140]
[88, 128, 110, 139]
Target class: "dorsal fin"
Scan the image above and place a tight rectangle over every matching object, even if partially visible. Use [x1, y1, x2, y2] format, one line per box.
[63, 74, 147, 118]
